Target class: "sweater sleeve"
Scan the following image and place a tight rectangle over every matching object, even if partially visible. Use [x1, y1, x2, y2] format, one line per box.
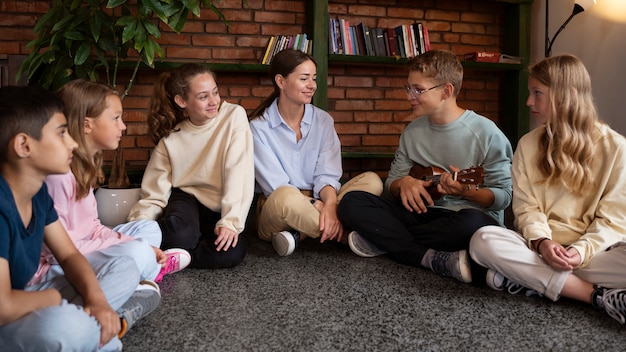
[512, 138, 553, 248]
[568, 135, 626, 267]
[127, 142, 173, 221]
[216, 107, 255, 234]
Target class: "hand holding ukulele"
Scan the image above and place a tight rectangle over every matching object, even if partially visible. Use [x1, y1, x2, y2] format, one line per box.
[409, 164, 484, 199]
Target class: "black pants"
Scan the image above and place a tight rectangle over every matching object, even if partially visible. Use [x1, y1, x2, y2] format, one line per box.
[157, 188, 246, 269]
[337, 191, 499, 284]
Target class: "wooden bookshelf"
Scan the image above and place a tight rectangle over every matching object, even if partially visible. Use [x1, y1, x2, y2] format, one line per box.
[307, 0, 533, 145]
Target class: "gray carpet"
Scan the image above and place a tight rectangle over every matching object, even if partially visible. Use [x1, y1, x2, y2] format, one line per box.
[122, 233, 626, 351]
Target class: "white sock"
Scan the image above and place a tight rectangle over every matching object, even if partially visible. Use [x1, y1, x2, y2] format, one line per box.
[421, 249, 436, 269]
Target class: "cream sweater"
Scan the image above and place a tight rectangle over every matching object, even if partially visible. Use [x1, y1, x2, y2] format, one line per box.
[128, 101, 254, 234]
[513, 123, 626, 267]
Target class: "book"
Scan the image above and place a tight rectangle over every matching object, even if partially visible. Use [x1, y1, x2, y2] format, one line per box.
[261, 36, 276, 64]
[363, 26, 374, 56]
[394, 26, 406, 58]
[386, 27, 399, 56]
[411, 23, 421, 56]
[332, 19, 344, 54]
[464, 51, 500, 62]
[499, 54, 522, 64]
[374, 28, 386, 56]
[416, 23, 425, 55]
[382, 30, 390, 57]
[355, 23, 368, 56]
[328, 19, 337, 54]
[422, 24, 431, 52]
[340, 19, 353, 55]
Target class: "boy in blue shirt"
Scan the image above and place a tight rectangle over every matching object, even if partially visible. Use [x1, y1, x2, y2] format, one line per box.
[338, 50, 513, 284]
[0, 85, 140, 351]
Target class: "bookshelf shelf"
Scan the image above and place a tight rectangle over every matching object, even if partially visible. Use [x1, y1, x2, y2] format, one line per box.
[115, 61, 269, 73]
[329, 54, 523, 71]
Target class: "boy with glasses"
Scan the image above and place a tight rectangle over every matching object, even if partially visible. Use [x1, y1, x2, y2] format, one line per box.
[337, 49, 513, 284]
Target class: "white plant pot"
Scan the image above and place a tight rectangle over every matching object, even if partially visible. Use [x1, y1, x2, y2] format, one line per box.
[95, 187, 141, 228]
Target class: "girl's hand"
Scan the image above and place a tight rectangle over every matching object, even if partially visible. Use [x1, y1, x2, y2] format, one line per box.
[214, 227, 238, 251]
[539, 239, 580, 271]
[318, 201, 343, 243]
[153, 246, 167, 265]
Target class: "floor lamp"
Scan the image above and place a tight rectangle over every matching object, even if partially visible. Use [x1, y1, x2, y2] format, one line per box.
[545, 0, 597, 57]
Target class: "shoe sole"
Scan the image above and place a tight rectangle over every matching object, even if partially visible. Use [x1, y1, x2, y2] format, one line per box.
[272, 232, 295, 256]
[457, 250, 472, 284]
[348, 231, 383, 258]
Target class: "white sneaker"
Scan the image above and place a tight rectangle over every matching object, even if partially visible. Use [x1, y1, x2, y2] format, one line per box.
[272, 230, 299, 256]
[348, 231, 386, 258]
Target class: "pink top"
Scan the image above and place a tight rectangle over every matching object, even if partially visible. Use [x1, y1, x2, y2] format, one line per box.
[28, 172, 133, 285]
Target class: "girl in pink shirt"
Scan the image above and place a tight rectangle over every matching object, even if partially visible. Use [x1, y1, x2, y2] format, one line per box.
[37, 80, 190, 287]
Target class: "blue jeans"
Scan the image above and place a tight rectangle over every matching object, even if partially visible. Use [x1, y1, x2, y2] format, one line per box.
[0, 252, 139, 351]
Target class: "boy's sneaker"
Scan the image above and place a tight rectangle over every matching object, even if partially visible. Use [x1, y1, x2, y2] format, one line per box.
[118, 280, 161, 338]
[154, 248, 191, 283]
[486, 269, 541, 297]
[348, 231, 386, 258]
[272, 230, 300, 256]
[429, 250, 472, 284]
[601, 288, 626, 324]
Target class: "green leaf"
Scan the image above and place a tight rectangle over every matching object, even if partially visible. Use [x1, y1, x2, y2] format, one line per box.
[182, 0, 201, 17]
[33, 7, 60, 33]
[91, 12, 102, 42]
[75, 42, 91, 65]
[121, 18, 138, 44]
[133, 21, 148, 51]
[106, 0, 127, 8]
[64, 30, 87, 41]
[116, 15, 136, 27]
[51, 14, 76, 32]
[168, 8, 189, 33]
[70, 0, 83, 11]
[143, 20, 160, 38]
[143, 0, 168, 21]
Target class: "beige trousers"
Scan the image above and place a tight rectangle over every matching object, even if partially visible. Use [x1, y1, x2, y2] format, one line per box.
[257, 171, 383, 241]
[470, 225, 626, 301]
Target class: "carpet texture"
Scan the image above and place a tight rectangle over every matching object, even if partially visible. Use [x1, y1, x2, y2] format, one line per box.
[122, 233, 626, 351]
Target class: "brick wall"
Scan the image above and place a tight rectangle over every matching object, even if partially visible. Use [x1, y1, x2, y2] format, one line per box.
[0, 0, 508, 179]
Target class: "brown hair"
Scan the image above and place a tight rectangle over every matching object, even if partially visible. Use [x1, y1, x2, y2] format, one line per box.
[148, 63, 217, 144]
[248, 49, 316, 120]
[407, 49, 463, 96]
[57, 79, 120, 199]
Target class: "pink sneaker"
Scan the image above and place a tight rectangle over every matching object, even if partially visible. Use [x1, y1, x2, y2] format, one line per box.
[154, 248, 191, 283]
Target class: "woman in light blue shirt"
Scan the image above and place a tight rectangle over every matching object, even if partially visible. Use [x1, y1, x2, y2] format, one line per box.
[248, 49, 382, 256]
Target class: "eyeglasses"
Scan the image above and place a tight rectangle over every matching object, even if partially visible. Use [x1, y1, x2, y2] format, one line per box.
[404, 82, 446, 99]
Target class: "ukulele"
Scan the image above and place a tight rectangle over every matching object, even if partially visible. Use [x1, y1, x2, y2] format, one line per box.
[408, 164, 484, 199]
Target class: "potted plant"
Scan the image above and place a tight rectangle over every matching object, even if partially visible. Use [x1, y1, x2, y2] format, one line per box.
[18, 0, 239, 225]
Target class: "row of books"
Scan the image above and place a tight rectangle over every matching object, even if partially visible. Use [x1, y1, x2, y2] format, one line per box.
[261, 34, 312, 65]
[329, 19, 431, 58]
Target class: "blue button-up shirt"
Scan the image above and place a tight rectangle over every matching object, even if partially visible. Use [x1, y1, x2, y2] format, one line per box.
[249, 98, 342, 198]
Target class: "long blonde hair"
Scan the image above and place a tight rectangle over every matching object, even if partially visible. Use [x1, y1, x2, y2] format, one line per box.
[530, 54, 600, 195]
[57, 79, 120, 199]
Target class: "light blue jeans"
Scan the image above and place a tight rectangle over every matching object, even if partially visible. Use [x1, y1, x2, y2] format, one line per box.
[0, 251, 140, 351]
[47, 220, 162, 283]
